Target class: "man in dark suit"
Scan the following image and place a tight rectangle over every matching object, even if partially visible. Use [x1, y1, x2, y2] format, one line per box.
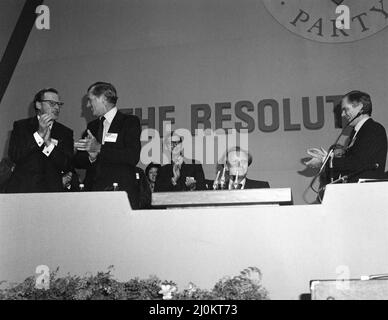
[73, 82, 141, 208]
[306, 90, 387, 182]
[6, 88, 73, 193]
[155, 133, 206, 192]
[225, 146, 270, 189]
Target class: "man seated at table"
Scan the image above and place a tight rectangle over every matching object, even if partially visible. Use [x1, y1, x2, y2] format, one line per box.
[154, 132, 205, 192]
[225, 146, 270, 189]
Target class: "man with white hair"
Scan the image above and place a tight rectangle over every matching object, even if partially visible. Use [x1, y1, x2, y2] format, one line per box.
[225, 146, 270, 189]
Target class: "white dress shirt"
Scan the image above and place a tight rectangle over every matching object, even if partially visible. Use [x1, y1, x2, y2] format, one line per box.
[100, 107, 118, 145]
[88, 107, 118, 163]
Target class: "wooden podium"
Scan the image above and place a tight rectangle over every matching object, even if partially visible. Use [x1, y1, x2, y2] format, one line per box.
[151, 188, 292, 208]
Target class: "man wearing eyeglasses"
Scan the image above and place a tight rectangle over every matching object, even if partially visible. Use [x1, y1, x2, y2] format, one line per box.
[154, 132, 206, 192]
[6, 88, 74, 193]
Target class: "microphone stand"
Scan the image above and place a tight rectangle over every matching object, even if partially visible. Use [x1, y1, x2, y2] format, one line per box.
[213, 170, 221, 190]
[317, 148, 334, 176]
[309, 112, 365, 204]
[311, 112, 362, 188]
[328, 175, 347, 185]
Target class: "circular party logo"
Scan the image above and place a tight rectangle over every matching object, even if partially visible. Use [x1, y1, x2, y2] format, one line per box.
[262, 0, 388, 43]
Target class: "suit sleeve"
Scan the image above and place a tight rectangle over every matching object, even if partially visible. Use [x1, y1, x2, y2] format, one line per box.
[46, 129, 74, 172]
[8, 121, 42, 164]
[98, 116, 141, 166]
[194, 164, 206, 190]
[73, 129, 93, 169]
[333, 126, 387, 172]
[154, 167, 182, 192]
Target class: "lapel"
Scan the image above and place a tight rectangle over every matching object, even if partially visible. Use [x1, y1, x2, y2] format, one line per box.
[107, 110, 124, 134]
[89, 119, 100, 137]
[349, 118, 372, 149]
[50, 121, 61, 140]
[180, 161, 188, 176]
[29, 116, 39, 133]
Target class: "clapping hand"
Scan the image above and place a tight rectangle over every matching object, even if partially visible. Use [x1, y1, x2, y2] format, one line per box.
[185, 177, 197, 190]
[74, 130, 101, 157]
[172, 162, 181, 183]
[304, 147, 328, 168]
[38, 114, 53, 139]
[62, 171, 73, 189]
[43, 126, 52, 147]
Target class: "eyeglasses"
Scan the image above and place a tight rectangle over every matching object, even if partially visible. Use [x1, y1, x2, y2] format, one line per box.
[228, 160, 248, 166]
[171, 141, 182, 147]
[40, 100, 64, 108]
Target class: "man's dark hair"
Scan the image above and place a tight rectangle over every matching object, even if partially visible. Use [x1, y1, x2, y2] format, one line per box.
[33, 88, 59, 110]
[225, 146, 253, 167]
[87, 82, 118, 105]
[145, 162, 161, 177]
[343, 90, 372, 116]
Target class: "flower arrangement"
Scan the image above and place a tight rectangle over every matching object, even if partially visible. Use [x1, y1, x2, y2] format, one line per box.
[0, 266, 269, 300]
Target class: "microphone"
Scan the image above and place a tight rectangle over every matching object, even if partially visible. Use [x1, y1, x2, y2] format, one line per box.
[219, 165, 227, 189]
[213, 170, 221, 190]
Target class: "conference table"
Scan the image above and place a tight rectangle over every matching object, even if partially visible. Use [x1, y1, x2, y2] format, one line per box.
[1, 182, 388, 300]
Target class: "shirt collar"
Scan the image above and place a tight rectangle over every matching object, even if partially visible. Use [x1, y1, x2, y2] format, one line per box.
[102, 106, 118, 124]
[228, 177, 246, 189]
[354, 116, 370, 134]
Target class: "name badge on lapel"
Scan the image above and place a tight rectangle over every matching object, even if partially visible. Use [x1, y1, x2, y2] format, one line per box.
[104, 133, 118, 143]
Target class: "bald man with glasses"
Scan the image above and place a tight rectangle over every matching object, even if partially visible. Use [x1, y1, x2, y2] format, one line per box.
[6, 88, 74, 193]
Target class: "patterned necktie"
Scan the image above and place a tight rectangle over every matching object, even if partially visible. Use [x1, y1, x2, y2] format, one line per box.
[96, 116, 105, 144]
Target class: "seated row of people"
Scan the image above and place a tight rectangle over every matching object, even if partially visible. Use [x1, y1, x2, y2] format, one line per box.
[150, 143, 269, 193]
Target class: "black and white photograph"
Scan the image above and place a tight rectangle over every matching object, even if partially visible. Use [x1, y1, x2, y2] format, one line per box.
[1, 0, 388, 306]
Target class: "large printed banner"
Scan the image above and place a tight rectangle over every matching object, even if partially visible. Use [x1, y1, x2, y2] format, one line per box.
[1, 0, 388, 204]
[122, 95, 343, 135]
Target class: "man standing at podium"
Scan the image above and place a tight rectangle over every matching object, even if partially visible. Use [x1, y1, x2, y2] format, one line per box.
[305, 90, 387, 182]
[74, 82, 141, 208]
[6, 88, 74, 193]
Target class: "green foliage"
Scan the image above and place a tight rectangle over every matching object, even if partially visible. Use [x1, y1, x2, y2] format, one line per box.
[0, 266, 269, 300]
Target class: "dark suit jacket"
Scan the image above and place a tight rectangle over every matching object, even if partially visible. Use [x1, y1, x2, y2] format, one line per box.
[135, 167, 152, 209]
[73, 111, 141, 207]
[154, 160, 206, 192]
[245, 178, 270, 189]
[6, 117, 73, 193]
[332, 118, 387, 182]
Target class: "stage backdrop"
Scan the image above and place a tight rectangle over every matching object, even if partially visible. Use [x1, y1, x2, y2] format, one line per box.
[1, 0, 388, 204]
